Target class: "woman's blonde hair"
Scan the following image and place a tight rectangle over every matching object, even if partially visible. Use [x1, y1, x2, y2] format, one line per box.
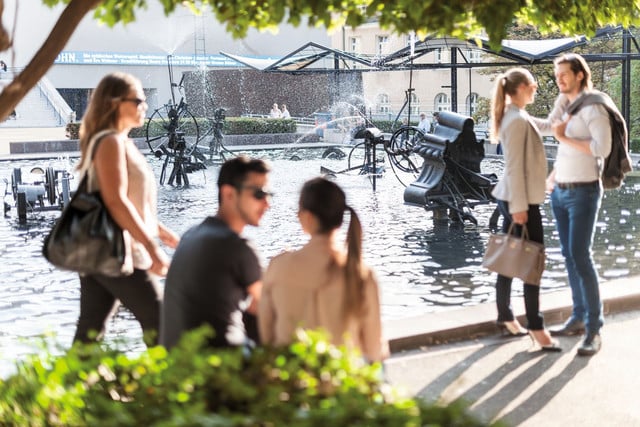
[77, 72, 140, 170]
[299, 177, 366, 322]
[490, 68, 534, 144]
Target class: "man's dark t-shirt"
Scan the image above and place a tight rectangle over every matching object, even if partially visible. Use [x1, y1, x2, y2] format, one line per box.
[160, 217, 261, 349]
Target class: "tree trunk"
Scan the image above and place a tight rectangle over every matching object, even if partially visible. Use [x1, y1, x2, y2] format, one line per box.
[0, 0, 101, 123]
[0, 1, 12, 52]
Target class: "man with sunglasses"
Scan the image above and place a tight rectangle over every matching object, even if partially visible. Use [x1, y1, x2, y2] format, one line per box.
[161, 156, 272, 349]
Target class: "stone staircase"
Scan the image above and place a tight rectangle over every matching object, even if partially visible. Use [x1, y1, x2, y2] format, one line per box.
[0, 70, 73, 129]
[0, 86, 65, 128]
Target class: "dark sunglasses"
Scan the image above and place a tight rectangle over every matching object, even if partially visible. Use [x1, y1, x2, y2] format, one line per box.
[238, 185, 274, 200]
[122, 97, 146, 106]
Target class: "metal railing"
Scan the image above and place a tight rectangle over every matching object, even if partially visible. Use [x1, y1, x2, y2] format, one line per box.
[36, 76, 75, 125]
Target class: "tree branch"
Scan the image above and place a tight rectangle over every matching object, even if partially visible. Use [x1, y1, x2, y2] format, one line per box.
[0, 0, 101, 123]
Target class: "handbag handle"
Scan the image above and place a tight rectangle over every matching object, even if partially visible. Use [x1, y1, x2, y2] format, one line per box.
[506, 222, 530, 241]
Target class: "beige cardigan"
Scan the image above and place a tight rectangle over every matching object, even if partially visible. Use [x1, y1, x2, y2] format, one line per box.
[258, 235, 388, 361]
[492, 104, 548, 214]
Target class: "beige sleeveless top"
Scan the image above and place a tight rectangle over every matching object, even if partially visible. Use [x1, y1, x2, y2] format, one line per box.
[82, 130, 159, 270]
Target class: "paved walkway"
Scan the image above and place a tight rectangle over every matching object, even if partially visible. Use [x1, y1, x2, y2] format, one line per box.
[385, 309, 640, 426]
[0, 126, 67, 155]
[384, 276, 640, 426]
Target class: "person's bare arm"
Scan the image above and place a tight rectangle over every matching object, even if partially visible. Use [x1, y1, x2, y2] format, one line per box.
[93, 136, 169, 275]
[245, 280, 263, 315]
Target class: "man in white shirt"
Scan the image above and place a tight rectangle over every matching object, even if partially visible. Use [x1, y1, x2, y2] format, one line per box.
[417, 112, 430, 133]
[543, 53, 612, 356]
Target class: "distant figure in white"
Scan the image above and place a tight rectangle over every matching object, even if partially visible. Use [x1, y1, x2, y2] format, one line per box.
[417, 112, 430, 134]
[269, 103, 282, 118]
[281, 104, 291, 119]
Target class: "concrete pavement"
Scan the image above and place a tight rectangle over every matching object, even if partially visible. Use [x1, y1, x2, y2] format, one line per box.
[384, 276, 640, 426]
[385, 310, 640, 426]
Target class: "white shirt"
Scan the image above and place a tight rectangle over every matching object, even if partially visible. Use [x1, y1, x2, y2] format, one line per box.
[543, 92, 612, 183]
[418, 117, 430, 133]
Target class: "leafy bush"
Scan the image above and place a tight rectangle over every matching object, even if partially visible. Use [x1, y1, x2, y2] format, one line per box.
[65, 122, 80, 139]
[369, 120, 419, 133]
[0, 328, 498, 427]
[223, 117, 297, 135]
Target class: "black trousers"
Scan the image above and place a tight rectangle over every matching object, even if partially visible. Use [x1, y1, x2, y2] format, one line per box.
[495, 200, 545, 331]
[74, 269, 161, 347]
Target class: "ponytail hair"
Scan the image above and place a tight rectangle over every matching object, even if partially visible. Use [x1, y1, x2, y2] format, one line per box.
[299, 178, 366, 321]
[344, 206, 365, 321]
[490, 68, 534, 144]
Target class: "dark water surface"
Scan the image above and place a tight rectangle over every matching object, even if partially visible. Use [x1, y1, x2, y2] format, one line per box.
[1, 149, 639, 374]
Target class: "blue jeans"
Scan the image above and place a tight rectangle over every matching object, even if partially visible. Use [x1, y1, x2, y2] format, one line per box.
[550, 184, 603, 334]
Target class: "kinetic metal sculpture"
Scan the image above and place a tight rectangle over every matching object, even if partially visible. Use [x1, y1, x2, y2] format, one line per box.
[402, 111, 497, 224]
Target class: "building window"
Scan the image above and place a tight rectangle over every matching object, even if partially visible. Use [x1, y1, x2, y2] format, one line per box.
[466, 93, 478, 116]
[435, 93, 450, 112]
[376, 35, 389, 55]
[349, 37, 361, 53]
[409, 92, 420, 117]
[377, 93, 390, 113]
[466, 49, 482, 63]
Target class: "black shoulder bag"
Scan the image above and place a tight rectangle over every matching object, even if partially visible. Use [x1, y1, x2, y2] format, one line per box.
[42, 132, 133, 277]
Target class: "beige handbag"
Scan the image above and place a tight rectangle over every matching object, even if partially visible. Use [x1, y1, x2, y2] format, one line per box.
[482, 223, 545, 285]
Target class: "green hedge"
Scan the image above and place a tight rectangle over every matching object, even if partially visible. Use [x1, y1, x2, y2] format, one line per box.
[65, 118, 297, 141]
[369, 120, 419, 133]
[0, 328, 499, 427]
[224, 117, 297, 135]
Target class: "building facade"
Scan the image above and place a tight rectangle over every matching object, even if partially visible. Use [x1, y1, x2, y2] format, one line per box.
[331, 23, 494, 123]
[2, 0, 330, 124]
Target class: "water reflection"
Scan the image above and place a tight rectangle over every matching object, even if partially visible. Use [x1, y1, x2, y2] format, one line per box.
[0, 151, 639, 374]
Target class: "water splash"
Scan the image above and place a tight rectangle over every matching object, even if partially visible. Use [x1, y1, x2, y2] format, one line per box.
[124, 10, 198, 54]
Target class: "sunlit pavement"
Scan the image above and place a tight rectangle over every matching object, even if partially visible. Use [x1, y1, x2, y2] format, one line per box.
[384, 277, 640, 426]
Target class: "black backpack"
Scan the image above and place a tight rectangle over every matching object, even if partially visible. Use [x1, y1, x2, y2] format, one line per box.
[567, 91, 633, 190]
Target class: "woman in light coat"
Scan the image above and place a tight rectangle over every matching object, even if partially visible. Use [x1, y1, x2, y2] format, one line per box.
[490, 68, 560, 351]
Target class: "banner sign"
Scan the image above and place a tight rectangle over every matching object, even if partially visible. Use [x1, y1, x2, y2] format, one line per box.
[54, 51, 255, 67]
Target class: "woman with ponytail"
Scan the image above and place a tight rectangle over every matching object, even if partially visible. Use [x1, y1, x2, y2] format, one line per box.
[490, 68, 560, 351]
[259, 177, 388, 361]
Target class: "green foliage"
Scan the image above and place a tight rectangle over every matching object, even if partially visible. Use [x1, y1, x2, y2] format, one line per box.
[607, 61, 640, 142]
[65, 121, 80, 139]
[43, 0, 640, 47]
[0, 328, 498, 427]
[223, 117, 297, 135]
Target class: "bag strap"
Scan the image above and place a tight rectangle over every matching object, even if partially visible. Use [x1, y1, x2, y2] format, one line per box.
[507, 222, 530, 241]
[85, 129, 119, 191]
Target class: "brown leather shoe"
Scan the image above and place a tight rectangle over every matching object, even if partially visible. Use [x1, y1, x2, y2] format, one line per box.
[550, 318, 585, 336]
